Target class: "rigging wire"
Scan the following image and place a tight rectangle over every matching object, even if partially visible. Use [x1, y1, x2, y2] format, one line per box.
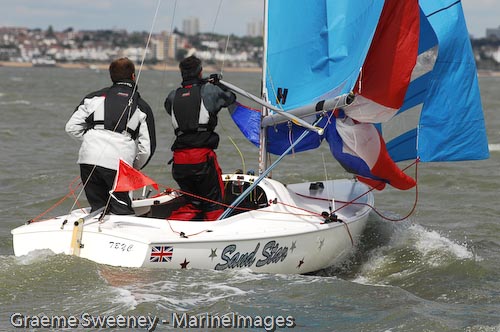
[211, 0, 224, 35]
[207, 0, 249, 173]
[210, 0, 227, 74]
[157, 0, 178, 106]
[321, 152, 335, 213]
[220, 34, 231, 76]
[153, 0, 179, 174]
[156, 0, 179, 169]
[133, 0, 162, 90]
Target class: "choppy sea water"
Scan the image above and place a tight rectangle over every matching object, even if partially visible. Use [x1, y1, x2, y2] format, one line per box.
[0, 66, 499, 331]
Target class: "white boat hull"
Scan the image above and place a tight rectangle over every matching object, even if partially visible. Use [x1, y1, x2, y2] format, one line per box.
[12, 175, 373, 274]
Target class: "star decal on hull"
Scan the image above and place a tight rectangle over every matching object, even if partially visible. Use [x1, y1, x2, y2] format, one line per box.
[209, 248, 217, 260]
[297, 258, 305, 269]
[318, 238, 325, 250]
[180, 258, 189, 269]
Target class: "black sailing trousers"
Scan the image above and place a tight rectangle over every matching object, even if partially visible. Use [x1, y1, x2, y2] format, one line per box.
[79, 164, 135, 215]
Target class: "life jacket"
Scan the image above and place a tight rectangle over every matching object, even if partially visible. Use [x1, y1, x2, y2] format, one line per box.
[171, 84, 217, 136]
[87, 82, 141, 139]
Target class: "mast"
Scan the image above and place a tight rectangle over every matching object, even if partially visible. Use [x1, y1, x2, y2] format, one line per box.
[258, 0, 269, 176]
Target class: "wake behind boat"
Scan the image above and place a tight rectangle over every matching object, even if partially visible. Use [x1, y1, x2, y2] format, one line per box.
[12, 174, 373, 274]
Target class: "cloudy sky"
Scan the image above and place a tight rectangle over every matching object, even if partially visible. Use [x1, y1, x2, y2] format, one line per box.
[2, 0, 498, 38]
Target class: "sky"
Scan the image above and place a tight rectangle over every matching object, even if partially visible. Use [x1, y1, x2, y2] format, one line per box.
[1, 0, 499, 39]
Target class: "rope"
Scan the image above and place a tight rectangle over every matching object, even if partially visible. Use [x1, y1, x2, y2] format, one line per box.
[272, 200, 322, 217]
[227, 134, 247, 173]
[166, 220, 212, 238]
[28, 176, 82, 223]
[342, 223, 355, 246]
[272, 197, 354, 247]
[163, 185, 317, 217]
[30, 158, 420, 227]
[294, 158, 420, 222]
[217, 116, 247, 173]
[66, 164, 96, 214]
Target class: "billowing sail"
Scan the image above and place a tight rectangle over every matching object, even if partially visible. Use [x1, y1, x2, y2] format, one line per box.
[264, 0, 385, 110]
[406, 0, 488, 162]
[346, 0, 420, 123]
[325, 0, 421, 190]
[233, 0, 386, 154]
[231, 0, 488, 190]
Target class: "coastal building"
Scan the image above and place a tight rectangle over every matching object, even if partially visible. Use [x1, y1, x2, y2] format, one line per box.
[486, 26, 500, 39]
[166, 33, 179, 60]
[247, 20, 263, 37]
[151, 37, 165, 61]
[492, 47, 500, 63]
[182, 17, 200, 36]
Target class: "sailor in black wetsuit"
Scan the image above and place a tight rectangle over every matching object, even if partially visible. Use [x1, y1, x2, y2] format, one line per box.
[66, 57, 156, 214]
[164, 55, 236, 221]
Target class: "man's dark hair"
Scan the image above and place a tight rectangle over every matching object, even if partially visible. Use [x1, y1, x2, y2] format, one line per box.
[109, 58, 135, 83]
[179, 55, 202, 81]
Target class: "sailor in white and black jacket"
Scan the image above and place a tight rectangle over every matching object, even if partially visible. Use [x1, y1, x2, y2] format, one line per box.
[65, 58, 156, 214]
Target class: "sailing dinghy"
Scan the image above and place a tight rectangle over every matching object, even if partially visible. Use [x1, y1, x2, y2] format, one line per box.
[11, 0, 488, 274]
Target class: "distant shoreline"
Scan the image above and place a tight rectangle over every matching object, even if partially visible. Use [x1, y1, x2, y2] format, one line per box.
[477, 70, 500, 77]
[0, 61, 262, 73]
[2, 61, 499, 77]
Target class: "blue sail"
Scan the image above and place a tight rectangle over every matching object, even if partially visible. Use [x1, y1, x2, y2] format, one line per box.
[254, 0, 386, 155]
[265, 0, 385, 111]
[232, 1, 385, 156]
[417, 0, 489, 161]
[231, 0, 489, 185]
[386, 0, 489, 162]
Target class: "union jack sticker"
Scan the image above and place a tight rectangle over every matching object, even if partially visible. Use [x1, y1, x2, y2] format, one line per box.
[150, 245, 173, 263]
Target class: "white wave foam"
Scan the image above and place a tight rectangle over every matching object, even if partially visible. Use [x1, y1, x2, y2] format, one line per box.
[109, 287, 138, 311]
[489, 143, 500, 152]
[107, 273, 251, 312]
[15, 249, 56, 265]
[0, 100, 31, 105]
[465, 323, 500, 332]
[352, 223, 478, 284]
[411, 225, 474, 265]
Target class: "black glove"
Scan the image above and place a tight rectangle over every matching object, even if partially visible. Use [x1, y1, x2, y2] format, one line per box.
[209, 73, 222, 84]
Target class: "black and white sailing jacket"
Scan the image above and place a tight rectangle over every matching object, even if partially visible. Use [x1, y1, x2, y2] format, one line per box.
[164, 79, 236, 151]
[65, 80, 156, 170]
